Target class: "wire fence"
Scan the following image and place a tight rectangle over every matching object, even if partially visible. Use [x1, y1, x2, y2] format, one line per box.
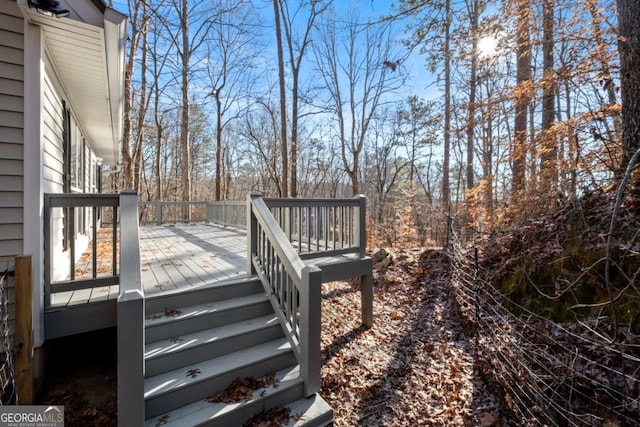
[449, 230, 640, 426]
[0, 269, 16, 404]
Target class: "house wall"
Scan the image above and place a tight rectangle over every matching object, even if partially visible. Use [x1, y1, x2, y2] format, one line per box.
[0, 0, 24, 264]
[43, 47, 100, 282]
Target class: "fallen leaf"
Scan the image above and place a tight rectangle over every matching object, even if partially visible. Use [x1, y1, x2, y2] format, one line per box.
[186, 368, 201, 379]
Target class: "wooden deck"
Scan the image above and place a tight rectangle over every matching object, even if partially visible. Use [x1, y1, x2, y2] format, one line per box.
[49, 224, 248, 307]
[139, 224, 248, 296]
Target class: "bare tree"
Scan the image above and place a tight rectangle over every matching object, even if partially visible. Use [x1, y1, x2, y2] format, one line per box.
[273, 0, 288, 197]
[314, 7, 406, 195]
[158, 0, 216, 217]
[279, 0, 330, 197]
[122, 0, 151, 190]
[464, 0, 479, 193]
[205, 0, 260, 200]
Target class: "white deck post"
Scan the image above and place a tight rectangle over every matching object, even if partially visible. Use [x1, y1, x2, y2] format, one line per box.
[118, 190, 144, 426]
[300, 265, 322, 396]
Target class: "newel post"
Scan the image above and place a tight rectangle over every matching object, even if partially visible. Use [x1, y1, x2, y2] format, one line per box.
[247, 192, 261, 275]
[355, 194, 367, 258]
[300, 266, 322, 396]
[118, 190, 145, 426]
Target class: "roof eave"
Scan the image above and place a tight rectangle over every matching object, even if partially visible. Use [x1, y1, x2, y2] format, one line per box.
[17, 1, 127, 166]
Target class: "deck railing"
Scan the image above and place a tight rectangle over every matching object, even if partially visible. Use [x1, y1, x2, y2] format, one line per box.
[138, 201, 208, 225]
[43, 193, 120, 305]
[264, 196, 366, 259]
[248, 193, 322, 396]
[137, 200, 247, 229]
[206, 200, 247, 229]
[43, 191, 144, 425]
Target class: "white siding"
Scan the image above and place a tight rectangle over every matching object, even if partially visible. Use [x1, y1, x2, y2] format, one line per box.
[43, 50, 101, 282]
[0, 0, 24, 263]
[42, 50, 64, 194]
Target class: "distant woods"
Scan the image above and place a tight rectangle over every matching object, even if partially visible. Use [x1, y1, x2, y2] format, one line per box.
[111, 0, 631, 247]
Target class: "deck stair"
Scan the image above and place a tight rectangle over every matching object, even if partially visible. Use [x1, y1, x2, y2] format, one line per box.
[142, 276, 333, 426]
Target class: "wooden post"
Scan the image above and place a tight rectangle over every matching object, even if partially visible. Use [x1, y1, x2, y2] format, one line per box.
[247, 192, 260, 275]
[361, 272, 374, 328]
[118, 191, 144, 425]
[155, 200, 162, 225]
[300, 266, 322, 397]
[15, 255, 33, 404]
[117, 289, 144, 426]
[355, 195, 367, 258]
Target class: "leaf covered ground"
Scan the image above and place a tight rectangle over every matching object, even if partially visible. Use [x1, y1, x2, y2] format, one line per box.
[320, 248, 512, 426]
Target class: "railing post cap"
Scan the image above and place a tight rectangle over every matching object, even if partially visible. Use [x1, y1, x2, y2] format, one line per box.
[121, 189, 138, 195]
[249, 191, 262, 198]
[355, 194, 366, 200]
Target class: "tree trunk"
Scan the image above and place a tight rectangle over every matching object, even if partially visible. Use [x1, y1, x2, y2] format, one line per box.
[512, 0, 531, 196]
[466, 0, 478, 192]
[180, 0, 191, 219]
[273, 0, 288, 197]
[122, 3, 143, 190]
[443, 0, 451, 229]
[215, 92, 223, 201]
[540, 0, 557, 197]
[133, 9, 148, 194]
[617, 0, 640, 172]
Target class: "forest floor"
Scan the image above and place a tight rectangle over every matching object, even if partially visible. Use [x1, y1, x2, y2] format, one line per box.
[320, 248, 512, 426]
[37, 248, 513, 426]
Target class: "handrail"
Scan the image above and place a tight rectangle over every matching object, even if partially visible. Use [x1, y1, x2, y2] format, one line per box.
[247, 193, 321, 396]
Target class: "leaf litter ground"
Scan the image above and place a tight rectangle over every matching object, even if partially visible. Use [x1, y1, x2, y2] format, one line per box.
[320, 248, 511, 426]
[38, 245, 511, 426]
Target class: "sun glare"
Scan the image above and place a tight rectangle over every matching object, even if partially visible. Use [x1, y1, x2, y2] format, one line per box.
[478, 36, 498, 59]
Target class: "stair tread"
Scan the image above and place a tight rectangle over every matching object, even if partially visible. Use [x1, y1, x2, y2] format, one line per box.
[145, 314, 280, 360]
[143, 365, 302, 426]
[145, 293, 268, 328]
[145, 276, 259, 303]
[283, 394, 334, 427]
[144, 337, 292, 399]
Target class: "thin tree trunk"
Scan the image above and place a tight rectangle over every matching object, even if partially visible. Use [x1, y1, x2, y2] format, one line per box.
[540, 0, 557, 197]
[122, 2, 144, 190]
[512, 0, 531, 196]
[180, 0, 191, 219]
[443, 0, 451, 228]
[133, 8, 148, 194]
[466, 0, 478, 192]
[215, 92, 223, 201]
[273, 0, 288, 197]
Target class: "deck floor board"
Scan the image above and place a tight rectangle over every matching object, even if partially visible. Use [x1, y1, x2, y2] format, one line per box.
[52, 224, 249, 307]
